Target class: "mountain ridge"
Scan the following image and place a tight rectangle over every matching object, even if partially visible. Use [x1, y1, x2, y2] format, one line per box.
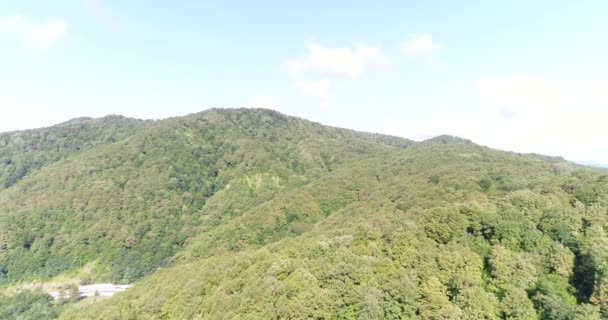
[1, 108, 607, 319]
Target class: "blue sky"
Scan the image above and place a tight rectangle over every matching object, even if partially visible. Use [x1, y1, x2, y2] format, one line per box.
[1, 1, 607, 163]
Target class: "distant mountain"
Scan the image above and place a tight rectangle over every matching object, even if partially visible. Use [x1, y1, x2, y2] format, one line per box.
[1, 109, 608, 319]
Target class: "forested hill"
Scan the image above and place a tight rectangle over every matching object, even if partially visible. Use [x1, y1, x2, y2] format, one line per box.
[0, 115, 151, 190]
[1, 108, 608, 319]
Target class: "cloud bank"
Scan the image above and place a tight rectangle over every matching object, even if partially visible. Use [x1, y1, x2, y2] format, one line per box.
[284, 42, 387, 78]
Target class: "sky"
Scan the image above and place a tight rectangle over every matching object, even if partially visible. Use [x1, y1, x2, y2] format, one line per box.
[1, 1, 607, 163]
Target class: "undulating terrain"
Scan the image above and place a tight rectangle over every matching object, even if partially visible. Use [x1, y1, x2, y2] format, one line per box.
[1, 108, 608, 319]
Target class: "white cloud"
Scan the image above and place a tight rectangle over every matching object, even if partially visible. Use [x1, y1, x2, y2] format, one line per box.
[402, 34, 441, 58]
[394, 74, 608, 163]
[0, 15, 67, 49]
[284, 42, 387, 77]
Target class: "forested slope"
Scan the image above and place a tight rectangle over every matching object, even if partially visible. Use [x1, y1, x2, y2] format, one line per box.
[2, 109, 608, 319]
[0, 109, 412, 285]
[0, 115, 150, 190]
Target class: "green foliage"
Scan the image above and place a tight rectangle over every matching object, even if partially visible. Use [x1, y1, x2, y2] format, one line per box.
[531, 274, 577, 320]
[1, 108, 608, 319]
[0, 290, 61, 320]
[0, 115, 149, 190]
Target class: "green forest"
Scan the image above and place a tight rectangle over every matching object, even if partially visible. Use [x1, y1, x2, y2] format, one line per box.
[1, 108, 608, 319]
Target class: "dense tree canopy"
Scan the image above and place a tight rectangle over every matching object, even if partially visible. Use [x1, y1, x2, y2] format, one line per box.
[1, 109, 607, 319]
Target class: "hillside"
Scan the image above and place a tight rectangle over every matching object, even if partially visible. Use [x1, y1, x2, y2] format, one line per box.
[1, 109, 608, 319]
